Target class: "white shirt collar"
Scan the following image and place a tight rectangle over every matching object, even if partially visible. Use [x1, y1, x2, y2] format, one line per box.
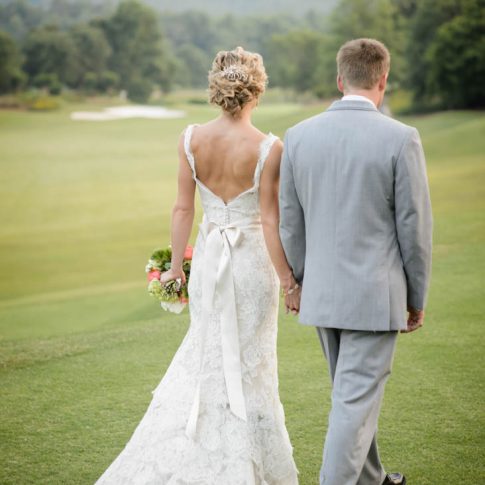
[341, 94, 376, 107]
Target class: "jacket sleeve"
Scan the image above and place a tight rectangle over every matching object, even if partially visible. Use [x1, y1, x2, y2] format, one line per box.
[394, 127, 433, 310]
[279, 130, 306, 283]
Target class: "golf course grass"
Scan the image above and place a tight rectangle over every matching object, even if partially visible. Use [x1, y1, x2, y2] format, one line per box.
[0, 97, 484, 484]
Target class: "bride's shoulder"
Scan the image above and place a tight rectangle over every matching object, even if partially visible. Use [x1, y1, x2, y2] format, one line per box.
[248, 126, 279, 145]
[263, 130, 282, 149]
[181, 122, 201, 135]
[183, 119, 217, 139]
[267, 131, 282, 143]
[179, 121, 207, 151]
[264, 135, 283, 161]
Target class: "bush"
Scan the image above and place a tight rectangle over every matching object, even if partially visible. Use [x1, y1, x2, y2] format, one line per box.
[387, 90, 413, 115]
[32, 73, 62, 95]
[0, 30, 25, 94]
[98, 71, 119, 93]
[0, 95, 24, 109]
[82, 72, 98, 93]
[61, 90, 85, 103]
[33, 73, 56, 88]
[0, 91, 60, 110]
[29, 96, 61, 111]
[48, 80, 62, 95]
[127, 78, 153, 103]
[0, 70, 27, 94]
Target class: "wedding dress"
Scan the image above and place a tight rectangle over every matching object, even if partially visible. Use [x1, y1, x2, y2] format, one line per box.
[95, 124, 299, 485]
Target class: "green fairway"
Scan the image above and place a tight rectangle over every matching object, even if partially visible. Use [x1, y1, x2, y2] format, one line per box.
[0, 99, 484, 484]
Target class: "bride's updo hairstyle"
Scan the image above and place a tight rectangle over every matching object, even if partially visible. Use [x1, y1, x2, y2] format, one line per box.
[208, 46, 267, 117]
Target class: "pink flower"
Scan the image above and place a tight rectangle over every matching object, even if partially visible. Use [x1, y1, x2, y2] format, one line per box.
[179, 296, 189, 304]
[184, 245, 193, 260]
[147, 270, 161, 282]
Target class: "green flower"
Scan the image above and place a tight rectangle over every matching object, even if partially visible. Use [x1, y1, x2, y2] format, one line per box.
[148, 279, 163, 298]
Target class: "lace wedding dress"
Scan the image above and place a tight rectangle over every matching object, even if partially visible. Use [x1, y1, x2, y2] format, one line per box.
[95, 125, 299, 485]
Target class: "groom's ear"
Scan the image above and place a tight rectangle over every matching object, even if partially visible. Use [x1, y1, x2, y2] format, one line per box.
[337, 75, 345, 93]
[378, 72, 389, 92]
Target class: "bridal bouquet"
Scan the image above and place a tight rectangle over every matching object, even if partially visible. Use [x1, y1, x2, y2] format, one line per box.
[145, 246, 192, 314]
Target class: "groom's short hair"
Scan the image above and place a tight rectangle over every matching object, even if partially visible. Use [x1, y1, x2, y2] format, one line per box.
[337, 38, 390, 89]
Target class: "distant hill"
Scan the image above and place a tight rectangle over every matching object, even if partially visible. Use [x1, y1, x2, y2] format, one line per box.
[0, 0, 338, 16]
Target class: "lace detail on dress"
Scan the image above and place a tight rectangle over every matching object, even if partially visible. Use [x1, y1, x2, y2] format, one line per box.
[94, 125, 298, 485]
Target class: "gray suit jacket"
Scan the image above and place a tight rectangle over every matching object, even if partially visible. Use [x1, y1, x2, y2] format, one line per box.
[279, 99, 433, 331]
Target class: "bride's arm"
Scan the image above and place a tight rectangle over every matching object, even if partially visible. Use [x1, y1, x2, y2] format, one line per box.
[260, 140, 301, 312]
[160, 132, 196, 285]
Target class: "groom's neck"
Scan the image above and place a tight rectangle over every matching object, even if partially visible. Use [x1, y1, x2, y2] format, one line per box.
[343, 88, 381, 108]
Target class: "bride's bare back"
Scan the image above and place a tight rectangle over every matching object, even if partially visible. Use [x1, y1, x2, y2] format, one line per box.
[189, 120, 268, 205]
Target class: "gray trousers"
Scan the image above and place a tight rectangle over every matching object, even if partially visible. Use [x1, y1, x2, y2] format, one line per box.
[317, 327, 398, 485]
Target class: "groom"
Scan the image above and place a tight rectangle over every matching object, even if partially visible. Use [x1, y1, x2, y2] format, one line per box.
[279, 38, 432, 485]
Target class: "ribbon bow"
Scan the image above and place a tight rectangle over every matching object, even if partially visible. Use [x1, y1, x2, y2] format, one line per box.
[185, 219, 251, 439]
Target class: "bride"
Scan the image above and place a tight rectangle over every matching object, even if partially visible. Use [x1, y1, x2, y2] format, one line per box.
[95, 46, 301, 485]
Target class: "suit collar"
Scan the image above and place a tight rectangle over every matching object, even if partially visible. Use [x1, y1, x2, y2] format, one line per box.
[326, 99, 379, 112]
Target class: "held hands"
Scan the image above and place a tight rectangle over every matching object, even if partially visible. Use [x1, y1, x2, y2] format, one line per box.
[281, 273, 301, 316]
[401, 306, 424, 333]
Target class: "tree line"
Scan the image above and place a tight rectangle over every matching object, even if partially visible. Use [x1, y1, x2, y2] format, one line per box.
[0, 0, 483, 108]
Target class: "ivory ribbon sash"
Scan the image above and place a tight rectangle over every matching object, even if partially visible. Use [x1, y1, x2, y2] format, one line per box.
[185, 216, 260, 439]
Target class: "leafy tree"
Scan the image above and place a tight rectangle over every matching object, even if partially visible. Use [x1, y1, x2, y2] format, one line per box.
[391, 0, 417, 19]
[0, 0, 115, 40]
[100, 0, 173, 100]
[264, 0, 408, 98]
[330, 0, 397, 41]
[33, 72, 62, 94]
[2, 0, 482, 110]
[162, 11, 216, 53]
[160, 12, 309, 88]
[97, 70, 120, 92]
[81, 71, 98, 93]
[0, 0, 43, 41]
[406, 0, 462, 104]
[329, 0, 406, 84]
[173, 43, 211, 87]
[23, 26, 77, 86]
[406, 0, 485, 108]
[265, 30, 329, 92]
[212, 14, 302, 55]
[0, 29, 25, 93]
[426, 0, 485, 108]
[70, 24, 111, 86]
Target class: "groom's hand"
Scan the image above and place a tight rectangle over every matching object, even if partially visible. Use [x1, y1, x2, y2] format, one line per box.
[284, 287, 301, 316]
[281, 274, 301, 315]
[401, 306, 424, 333]
[285, 291, 301, 315]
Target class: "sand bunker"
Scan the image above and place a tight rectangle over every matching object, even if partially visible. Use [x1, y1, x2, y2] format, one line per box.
[71, 105, 186, 121]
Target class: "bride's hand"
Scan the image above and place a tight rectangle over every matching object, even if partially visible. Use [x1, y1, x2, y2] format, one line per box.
[160, 267, 186, 286]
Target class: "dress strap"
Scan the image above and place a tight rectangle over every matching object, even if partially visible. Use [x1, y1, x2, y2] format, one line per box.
[254, 133, 279, 187]
[183, 124, 197, 179]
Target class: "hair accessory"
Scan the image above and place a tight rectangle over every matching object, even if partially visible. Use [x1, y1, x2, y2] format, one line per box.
[221, 65, 248, 82]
